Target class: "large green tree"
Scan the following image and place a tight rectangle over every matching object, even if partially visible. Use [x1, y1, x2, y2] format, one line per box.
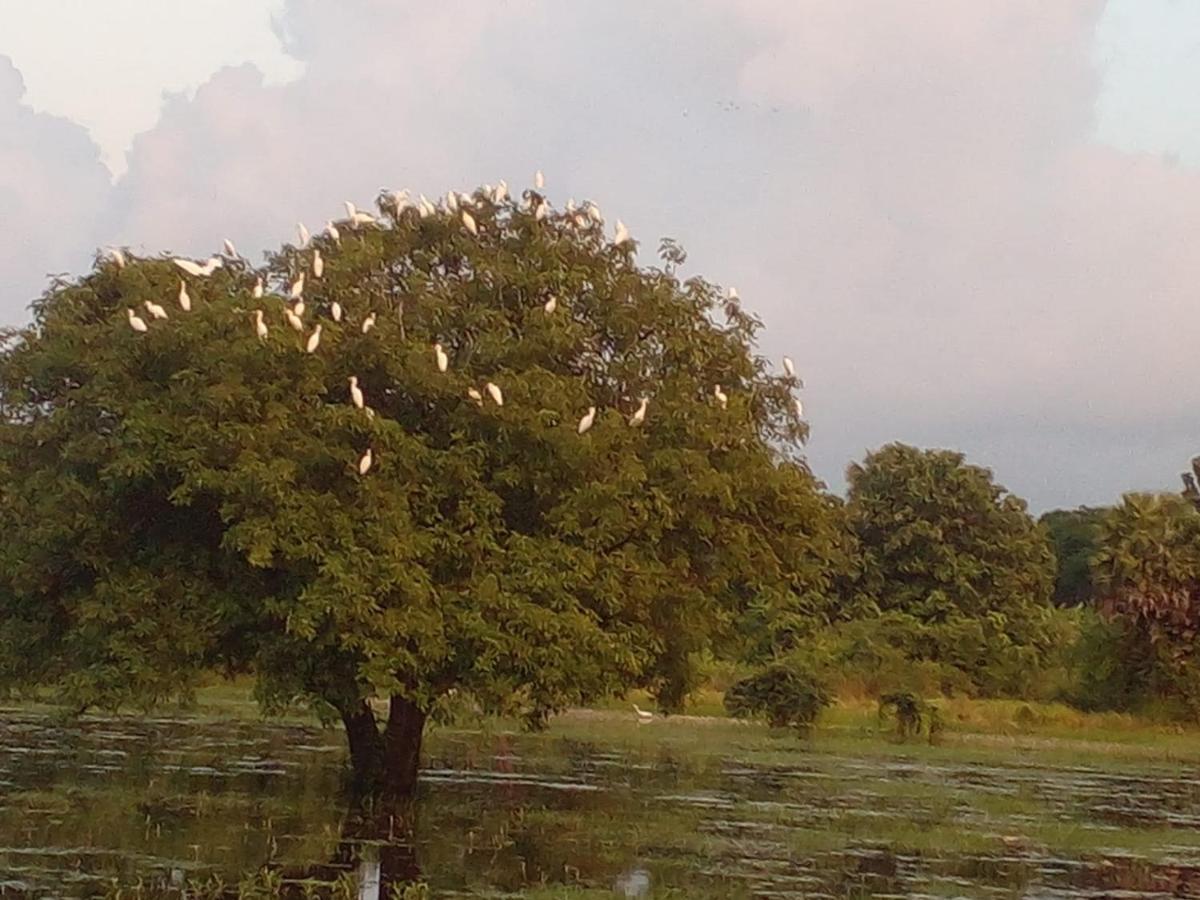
[1039, 507, 1106, 606]
[844, 443, 1056, 692]
[1091, 493, 1200, 716]
[0, 186, 844, 797]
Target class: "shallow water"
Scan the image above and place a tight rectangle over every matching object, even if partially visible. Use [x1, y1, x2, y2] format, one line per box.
[2, 712, 1199, 897]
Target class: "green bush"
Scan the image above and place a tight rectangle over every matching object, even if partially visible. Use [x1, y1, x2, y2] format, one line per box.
[724, 659, 832, 734]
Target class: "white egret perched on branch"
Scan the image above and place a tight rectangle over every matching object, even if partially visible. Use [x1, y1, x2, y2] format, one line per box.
[325, 221, 340, 244]
[361, 312, 376, 334]
[289, 274, 305, 299]
[578, 406, 596, 434]
[358, 448, 373, 475]
[493, 181, 508, 203]
[629, 397, 648, 426]
[330, 301, 343, 322]
[461, 210, 477, 236]
[174, 257, 222, 277]
[126, 308, 147, 332]
[312, 249, 323, 278]
[293, 300, 306, 318]
[795, 398, 804, 418]
[534, 201, 548, 221]
[614, 220, 631, 246]
[284, 308, 303, 332]
[254, 310, 268, 340]
[223, 239, 237, 258]
[434, 343, 448, 373]
[467, 387, 483, 405]
[297, 222, 311, 247]
[349, 376, 364, 409]
[305, 324, 322, 353]
[178, 281, 191, 312]
[543, 295, 557, 314]
[446, 191, 459, 212]
[252, 277, 264, 299]
[534, 169, 545, 189]
[713, 385, 728, 409]
[108, 247, 126, 269]
[783, 356, 795, 377]
[143, 299, 168, 321]
[485, 382, 503, 407]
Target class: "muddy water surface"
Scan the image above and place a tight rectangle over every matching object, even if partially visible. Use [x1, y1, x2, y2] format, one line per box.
[2, 712, 1199, 897]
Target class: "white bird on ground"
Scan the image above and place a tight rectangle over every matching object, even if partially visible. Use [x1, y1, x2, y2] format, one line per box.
[467, 387, 483, 405]
[127, 308, 148, 332]
[534, 169, 545, 189]
[293, 300, 306, 318]
[330, 301, 343, 322]
[254, 309, 268, 340]
[349, 376, 364, 409]
[795, 398, 804, 418]
[578, 406, 596, 434]
[305, 324, 322, 353]
[629, 397, 648, 426]
[543, 295, 557, 314]
[358, 448, 373, 475]
[613, 220, 631, 246]
[174, 257, 222, 277]
[361, 312, 377, 334]
[289, 274, 305, 299]
[714, 385, 728, 409]
[312, 249, 323, 279]
[297, 222, 311, 247]
[178, 281, 191, 311]
[783, 356, 795, 377]
[223, 238, 237, 257]
[461, 210, 477, 236]
[493, 181, 508, 203]
[325, 221, 341, 244]
[252, 277, 264, 299]
[285, 308, 304, 332]
[485, 381, 503, 406]
[534, 201, 548, 221]
[108, 247, 126, 269]
[143, 299, 168, 320]
[434, 343, 448, 372]
[633, 704, 653, 723]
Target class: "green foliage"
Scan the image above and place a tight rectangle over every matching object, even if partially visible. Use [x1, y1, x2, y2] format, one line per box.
[0, 188, 842, 740]
[723, 656, 831, 733]
[1040, 506, 1106, 606]
[844, 443, 1056, 693]
[1091, 493, 1200, 718]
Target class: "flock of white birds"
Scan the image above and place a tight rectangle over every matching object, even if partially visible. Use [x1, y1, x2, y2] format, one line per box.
[107, 172, 803, 478]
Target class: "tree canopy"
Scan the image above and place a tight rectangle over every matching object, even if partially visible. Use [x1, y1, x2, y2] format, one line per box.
[0, 186, 845, 794]
[844, 443, 1056, 693]
[1091, 493, 1200, 716]
[1040, 507, 1106, 606]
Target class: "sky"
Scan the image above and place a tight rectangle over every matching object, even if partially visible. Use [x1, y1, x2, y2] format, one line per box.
[1, 0, 1198, 512]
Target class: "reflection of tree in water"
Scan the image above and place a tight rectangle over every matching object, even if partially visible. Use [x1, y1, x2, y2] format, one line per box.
[278, 800, 422, 899]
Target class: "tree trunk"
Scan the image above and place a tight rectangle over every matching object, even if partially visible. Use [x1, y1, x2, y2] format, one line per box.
[381, 695, 427, 800]
[341, 700, 384, 794]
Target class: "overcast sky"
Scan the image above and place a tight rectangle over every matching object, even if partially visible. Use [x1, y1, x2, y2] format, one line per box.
[2, 0, 1198, 512]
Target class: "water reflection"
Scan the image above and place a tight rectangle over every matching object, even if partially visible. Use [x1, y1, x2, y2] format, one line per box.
[2, 710, 1200, 897]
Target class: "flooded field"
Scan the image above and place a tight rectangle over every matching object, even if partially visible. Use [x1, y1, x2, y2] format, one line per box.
[2, 709, 1200, 897]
